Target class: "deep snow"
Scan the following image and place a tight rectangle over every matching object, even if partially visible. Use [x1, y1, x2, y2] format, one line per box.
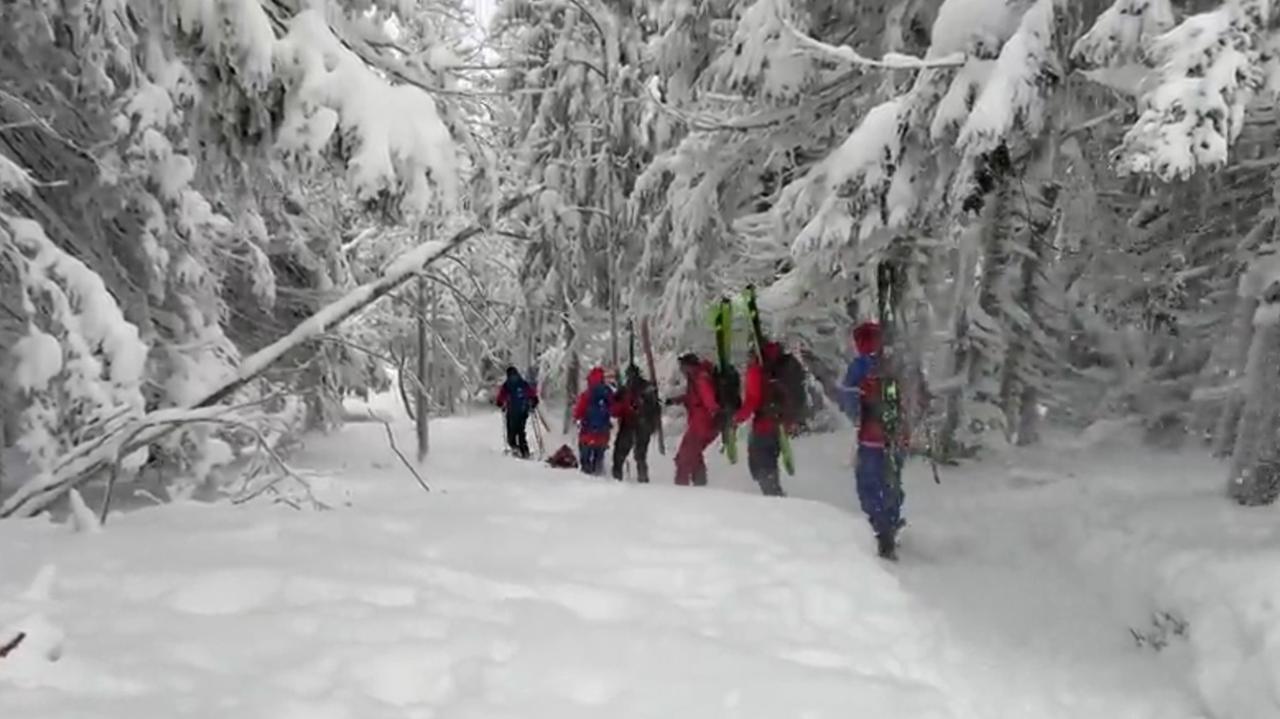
[2, 394, 1276, 718]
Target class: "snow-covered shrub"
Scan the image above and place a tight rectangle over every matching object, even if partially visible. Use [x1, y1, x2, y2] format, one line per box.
[0, 212, 149, 485]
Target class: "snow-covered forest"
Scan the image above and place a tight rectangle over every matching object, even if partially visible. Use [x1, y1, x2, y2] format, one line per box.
[3, 0, 1280, 716]
[6, 0, 1280, 511]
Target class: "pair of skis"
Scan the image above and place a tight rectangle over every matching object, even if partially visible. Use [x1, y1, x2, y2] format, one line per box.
[875, 262, 941, 487]
[640, 318, 667, 455]
[712, 298, 739, 464]
[877, 263, 904, 494]
[712, 290, 795, 476]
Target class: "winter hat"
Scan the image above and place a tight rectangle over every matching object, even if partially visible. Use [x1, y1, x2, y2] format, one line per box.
[853, 322, 882, 355]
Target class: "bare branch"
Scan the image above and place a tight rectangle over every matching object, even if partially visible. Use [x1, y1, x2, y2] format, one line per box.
[371, 410, 431, 493]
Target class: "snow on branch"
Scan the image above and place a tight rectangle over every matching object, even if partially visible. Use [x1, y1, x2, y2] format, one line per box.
[1071, 0, 1176, 68]
[1115, 0, 1274, 180]
[957, 0, 1065, 160]
[779, 15, 966, 70]
[173, 1, 459, 215]
[1, 213, 149, 484]
[780, 98, 907, 257]
[275, 10, 458, 214]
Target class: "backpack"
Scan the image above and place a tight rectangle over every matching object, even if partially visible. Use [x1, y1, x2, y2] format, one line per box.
[624, 378, 660, 429]
[639, 383, 661, 425]
[547, 444, 578, 469]
[582, 384, 613, 433]
[762, 352, 807, 425]
[504, 378, 531, 414]
[711, 364, 741, 428]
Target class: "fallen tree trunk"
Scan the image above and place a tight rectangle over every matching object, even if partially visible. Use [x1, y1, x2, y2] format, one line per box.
[0, 191, 534, 518]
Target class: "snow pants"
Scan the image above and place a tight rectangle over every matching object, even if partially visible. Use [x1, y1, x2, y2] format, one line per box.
[855, 444, 904, 538]
[747, 431, 784, 496]
[612, 423, 652, 482]
[674, 428, 716, 486]
[579, 443, 607, 476]
[505, 411, 530, 458]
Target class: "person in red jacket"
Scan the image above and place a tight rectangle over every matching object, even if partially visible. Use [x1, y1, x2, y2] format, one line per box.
[572, 366, 613, 475]
[733, 341, 789, 497]
[666, 353, 719, 486]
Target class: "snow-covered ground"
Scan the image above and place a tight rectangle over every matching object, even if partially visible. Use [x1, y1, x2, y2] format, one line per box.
[2, 395, 1277, 718]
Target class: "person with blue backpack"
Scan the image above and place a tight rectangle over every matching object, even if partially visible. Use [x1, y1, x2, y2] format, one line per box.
[572, 366, 614, 475]
[496, 366, 539, 459]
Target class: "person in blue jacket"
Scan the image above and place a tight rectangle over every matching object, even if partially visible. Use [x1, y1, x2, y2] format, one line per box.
[839, 321, 907, 560]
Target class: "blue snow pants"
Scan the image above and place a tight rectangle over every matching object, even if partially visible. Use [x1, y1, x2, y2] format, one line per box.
[579, 444, 606, 476]
[855, 444, 904, 537]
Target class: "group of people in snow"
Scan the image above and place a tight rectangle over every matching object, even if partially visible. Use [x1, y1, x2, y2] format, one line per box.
[494, 321, 909, 559]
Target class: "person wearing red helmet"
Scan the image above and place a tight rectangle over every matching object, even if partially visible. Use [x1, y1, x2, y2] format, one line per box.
[840, 321, 907, 560]
[666, 353, 720, 486]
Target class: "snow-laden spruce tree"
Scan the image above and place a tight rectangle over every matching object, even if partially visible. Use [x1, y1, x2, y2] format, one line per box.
[698, 0, 1081, 456]
[492, 0, 657, 420]
[0, 0, 467, 517]
[1077, 0, 1280, 500]
[630, 0, 941, 380]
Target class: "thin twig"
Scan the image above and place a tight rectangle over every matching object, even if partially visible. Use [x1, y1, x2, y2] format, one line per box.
[371, 410, 431, 493]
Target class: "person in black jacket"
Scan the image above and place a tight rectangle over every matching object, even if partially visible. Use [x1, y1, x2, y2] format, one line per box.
[610, 364, 660, 482]
[495, 366, 538, 458]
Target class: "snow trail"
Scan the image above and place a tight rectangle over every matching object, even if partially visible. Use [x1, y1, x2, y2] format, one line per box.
[531, 409, 1209, 718]
[2, 398, 1265, 717]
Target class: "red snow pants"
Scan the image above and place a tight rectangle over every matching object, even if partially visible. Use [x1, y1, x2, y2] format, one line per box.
[674, 428, 717, 486]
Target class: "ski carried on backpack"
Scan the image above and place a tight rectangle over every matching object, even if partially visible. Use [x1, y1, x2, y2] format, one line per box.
[877, 261, 904, 492]
[640, 317, 667, 455]
[712, 297, 739, 464]
[743, 285, 795, 476]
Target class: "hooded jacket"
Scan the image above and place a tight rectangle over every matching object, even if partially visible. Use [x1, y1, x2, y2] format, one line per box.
[496, 367, 537, 415]
[572, 367, 613, 447]
[675, 359, 720, 437]
[735, 341, 787, 435]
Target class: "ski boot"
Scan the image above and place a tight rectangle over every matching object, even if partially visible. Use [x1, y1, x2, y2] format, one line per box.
[876, 532, 899, 562]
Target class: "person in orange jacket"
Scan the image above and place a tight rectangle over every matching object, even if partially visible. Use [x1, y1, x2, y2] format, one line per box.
[572, 366, 613, 475]
[733, 341, 790, 497]
[667, 353, 720, 486]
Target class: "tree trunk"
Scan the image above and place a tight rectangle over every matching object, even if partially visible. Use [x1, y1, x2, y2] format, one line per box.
[563, 313, 580, 435]
[940, 226, 979, 460]
[1213, 293, 1260, 457]
[416, 274, 430, 463]
[1228, 300, 1280, 502]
